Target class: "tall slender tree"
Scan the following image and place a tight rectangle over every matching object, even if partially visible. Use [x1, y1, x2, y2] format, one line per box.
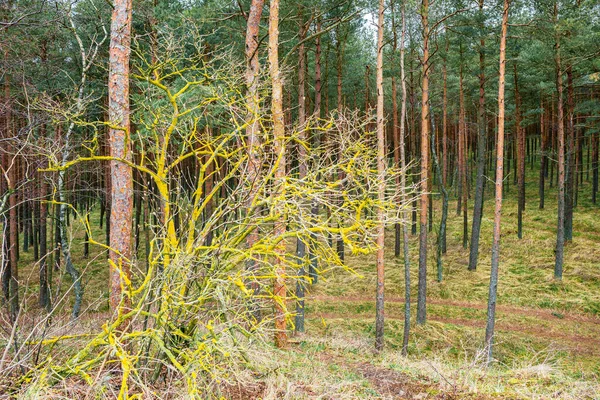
[244, 0, 265, 321]
[564, 65, 575, 241]
[459, 54, 468, 249]
[269, 0, 288, 348]
[485, 0, 510, 365]
[295, 5, 310, 334]
[309, 15, 322, 284]
[468, 0, 487, 270]
[417, 0, 430, 326]
[5, 56, 19, 322]
[374, 0, 385, 352]
[514, 63, 525, 239]
[553, 1, 565, 280]
[539, 95, 546, 209]
[108, 0, 133, 316]
[399, 0, 411, 354]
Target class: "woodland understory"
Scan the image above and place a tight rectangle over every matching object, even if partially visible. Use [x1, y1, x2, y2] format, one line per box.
[0, 0, 599, 399]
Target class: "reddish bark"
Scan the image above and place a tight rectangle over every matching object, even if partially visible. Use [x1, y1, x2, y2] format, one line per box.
[416, 0, 430, 325]
[108, 0, 133, 316]
[485, 0, 510, 364]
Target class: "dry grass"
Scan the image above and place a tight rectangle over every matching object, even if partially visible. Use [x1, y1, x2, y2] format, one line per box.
[6, 166, 600, 399]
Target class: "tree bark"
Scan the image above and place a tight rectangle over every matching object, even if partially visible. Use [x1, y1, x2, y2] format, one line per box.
[244, 0, 265, 321]
[269, 0, 288, 348]
[485, 0, 509, 365]
[514, 63, 525, 239]
[593, 124, 598, 204]
[459, 58, 468, 249]
[374, 0, 385, 352]
[5, 63, 19, 322]
[440, 35, 448, 255]
[564, 65, 575, 241]
[417, 0, 430, 326]
[39, 125, 50, 311]
[309, 16, 322, 284]
[468, 0, 487, 270]
[392, 9, 400, 258]
[108, 0, 133, 318]
[554, 2, 566, 280]
[295, 7, 309, 334]
[539, 96, 546, 209]
[398, 0, 411, 355]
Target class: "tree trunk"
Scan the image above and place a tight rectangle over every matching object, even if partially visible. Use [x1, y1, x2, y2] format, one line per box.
[539, 96, 546, 209]
[409, 47, 418, 236]
[485, 0, 509, 365]
[58, 126, 82, 319]
[593, 127, 598, 204]
[295, 8, 309, 334]
[442, 34, 449, 191]
[398, 0, 411, 354]
[374, 0, 385, 352]
[244, 0, 265, 321]
[459, 58, 468, 249]
[335, 27, 345, 262]
[468, 0, 487, 270]
[309, 16, 322, 284]
[392, 3, 401, 258]
[564, 65, 575, 241]
[514, 63, 525, 239]
[108, 0, 133, 318]
[39, 127, 50, 311]
[416, 0, 430, 326]
[5, 66, 19, 322]
[431, 108, 448, 284]
[554, 1, 565, 280]
[269, 0, 288, 348]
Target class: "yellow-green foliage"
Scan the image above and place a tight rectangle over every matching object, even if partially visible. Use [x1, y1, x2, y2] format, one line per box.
[5, 32, 410, 399]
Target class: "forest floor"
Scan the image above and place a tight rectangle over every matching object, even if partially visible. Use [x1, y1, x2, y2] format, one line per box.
[11, 166, 600, 399]
[286, 169, 600, 399]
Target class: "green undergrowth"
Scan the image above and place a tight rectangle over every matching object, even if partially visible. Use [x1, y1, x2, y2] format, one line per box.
[312, 167, 600, 315]
[297, 166, 600, 397]
[10, 165, 600, 398]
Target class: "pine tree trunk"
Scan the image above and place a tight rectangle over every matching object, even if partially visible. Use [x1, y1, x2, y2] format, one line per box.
[417, 0, 430, 326]
[539, 97, 546, 209]
[392, 4, 401, 258]
[295, 8, 309, 334]
[108, 0, 133, 317]
[593, 128, 598, 204]
[398, 0, 411, 354]
[39, 128, 50, 311]
[244, 0, 265, 321]
[269, 0, 288, 348]
[468, 1, 487, 270]
[374, 0, 385, 352]
[564, 66, 575, 241]
[485, 0, 510, 364]
[5, 66, 19, 322]
[554, 2, 566, 280]
[515, 64, 525, 239]
[308, 16, 322, 285]
[459, 60, 468, 249]
[442, 35, 449, 191]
